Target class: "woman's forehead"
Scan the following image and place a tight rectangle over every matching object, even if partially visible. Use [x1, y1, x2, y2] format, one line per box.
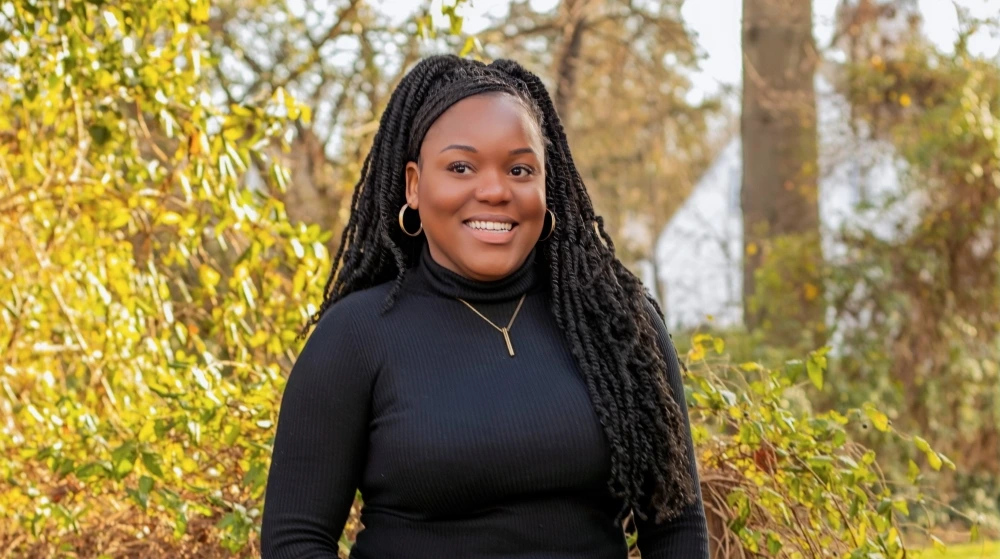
[421, 94, 544, 151]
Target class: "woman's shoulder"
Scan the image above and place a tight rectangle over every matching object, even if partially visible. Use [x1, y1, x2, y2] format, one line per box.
[308, 282, 395, 340]
[638, 294, 667, 330]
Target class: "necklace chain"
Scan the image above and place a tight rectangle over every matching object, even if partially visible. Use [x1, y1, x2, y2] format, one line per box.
[456, 294, 527, 357]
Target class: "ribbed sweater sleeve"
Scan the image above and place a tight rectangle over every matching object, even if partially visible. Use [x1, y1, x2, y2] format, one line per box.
[261, 303, 373, 559]
[633, 299, 710, 559]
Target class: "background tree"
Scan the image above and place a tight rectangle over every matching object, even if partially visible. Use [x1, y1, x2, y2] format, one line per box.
[740, 0, 824, 347]
[827, 0, 1000, 529]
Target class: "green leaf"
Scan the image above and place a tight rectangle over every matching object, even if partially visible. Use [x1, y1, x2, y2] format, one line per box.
[784, 359, 805, 381]
[223, 422, 241, 446]
[129, 475, 154, 510]
[76, 461, 108, 479]
[174, 511, 188, 538]
[766, 532, 782, 555]
[876, 498, 892, 515]
[142, 451, 165, 478]
[907, 460, 920, 483]
[110, 442, 138, 480]
[243, 461, 268, 494]
[892, 500, 910, 517]
[89, 124, 112, 146]
[806, 358, 823, 390]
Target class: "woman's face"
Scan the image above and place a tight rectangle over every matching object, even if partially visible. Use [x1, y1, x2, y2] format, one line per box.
[405, 93, 547, 282]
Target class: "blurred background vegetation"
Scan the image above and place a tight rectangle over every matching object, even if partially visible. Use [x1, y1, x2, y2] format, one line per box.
[0, 0, 997, 556]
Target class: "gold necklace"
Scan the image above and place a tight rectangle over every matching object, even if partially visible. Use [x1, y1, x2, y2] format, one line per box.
[456, 294, 527, 357]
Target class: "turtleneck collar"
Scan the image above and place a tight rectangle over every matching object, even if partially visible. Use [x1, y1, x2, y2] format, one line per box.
[415, 243, 541, 302]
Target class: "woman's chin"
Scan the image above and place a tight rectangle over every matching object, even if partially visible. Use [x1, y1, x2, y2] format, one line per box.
[457, 251, 527, 282]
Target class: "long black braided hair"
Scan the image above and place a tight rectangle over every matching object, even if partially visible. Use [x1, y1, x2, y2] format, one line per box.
[307, 54, 696, 523]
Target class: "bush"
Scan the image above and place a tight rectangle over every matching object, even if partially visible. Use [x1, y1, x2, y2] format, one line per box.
[680, 335, 951, 558]
[0, 0, 323, 554]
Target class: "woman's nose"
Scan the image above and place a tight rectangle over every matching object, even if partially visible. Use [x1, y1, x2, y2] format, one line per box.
[475, 171, 513, 204]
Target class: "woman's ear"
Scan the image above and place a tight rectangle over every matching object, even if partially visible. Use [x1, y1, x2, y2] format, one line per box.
[405, 160, 420, 209]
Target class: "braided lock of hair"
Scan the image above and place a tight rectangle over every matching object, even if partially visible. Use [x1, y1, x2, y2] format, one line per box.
[308, 55, 696, 523]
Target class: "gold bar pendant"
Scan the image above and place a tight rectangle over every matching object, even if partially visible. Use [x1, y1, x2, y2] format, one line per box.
[501, 327, 514, 357]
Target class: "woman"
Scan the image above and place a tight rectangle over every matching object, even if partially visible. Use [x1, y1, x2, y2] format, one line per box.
[261, 55, 708, 558]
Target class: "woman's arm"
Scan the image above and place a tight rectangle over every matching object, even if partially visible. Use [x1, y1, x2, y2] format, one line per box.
[261, 304, 374, 559]
[634, 299, 710, 558]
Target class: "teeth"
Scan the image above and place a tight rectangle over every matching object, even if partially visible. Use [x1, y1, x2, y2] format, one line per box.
[467, 220, 513, 232]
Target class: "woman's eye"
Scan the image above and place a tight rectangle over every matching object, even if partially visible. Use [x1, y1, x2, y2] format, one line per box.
[511, 165, 534, 177]
[447, 162, 471, 174]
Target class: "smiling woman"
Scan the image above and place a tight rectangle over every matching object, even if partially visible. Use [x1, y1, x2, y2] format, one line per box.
[405, 93, 547, 280]
[261, 55, 709, 559]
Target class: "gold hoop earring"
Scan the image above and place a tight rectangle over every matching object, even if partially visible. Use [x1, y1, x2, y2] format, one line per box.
[398, 203, 422, 237]
[540, 209, 556, 241]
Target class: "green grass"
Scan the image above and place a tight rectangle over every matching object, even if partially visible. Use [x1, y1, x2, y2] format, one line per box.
[913, 540, 998, 558]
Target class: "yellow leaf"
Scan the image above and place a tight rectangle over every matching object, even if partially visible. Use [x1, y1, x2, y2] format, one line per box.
[688, 343, 705, 362]
[188, 129, 203, 156]
[864, 405, 890, 432]
[900, 93, 912, 107]
[191, 0, 209, 23]
[233, 263, 249, 282]
[249, 330, 269, 348]
[803, 282, 819, 301]
[159, 211, 182, 225]
[930, 535, 946, 552]
[926, 450, 943, 471]
[138, 421, 157, 443]
[460, 36, 476, 57]
[746, 242, 758, 256]
[198, 265, 221, 287]
[110, 211, 132, 229]
[939, 452, 956, 471]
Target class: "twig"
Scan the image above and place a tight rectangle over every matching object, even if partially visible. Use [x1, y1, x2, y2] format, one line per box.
[135, 98, 170, 163]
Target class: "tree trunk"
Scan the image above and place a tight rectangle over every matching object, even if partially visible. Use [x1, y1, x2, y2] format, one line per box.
[740, 0, 823, 345]
[552, 0, 597, 118]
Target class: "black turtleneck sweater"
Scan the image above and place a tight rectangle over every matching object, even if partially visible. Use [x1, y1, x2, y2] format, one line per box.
[261, 247, 708, 558]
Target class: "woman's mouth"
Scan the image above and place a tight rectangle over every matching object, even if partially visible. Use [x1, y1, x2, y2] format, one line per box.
[463, 217, 518, 244]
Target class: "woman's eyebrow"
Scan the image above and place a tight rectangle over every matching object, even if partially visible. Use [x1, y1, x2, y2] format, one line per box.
[440, 144, 477, 153]
[438, 145, 536, 156]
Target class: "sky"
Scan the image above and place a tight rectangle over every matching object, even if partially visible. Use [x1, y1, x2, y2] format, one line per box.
[375, 0, 1000, 103]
